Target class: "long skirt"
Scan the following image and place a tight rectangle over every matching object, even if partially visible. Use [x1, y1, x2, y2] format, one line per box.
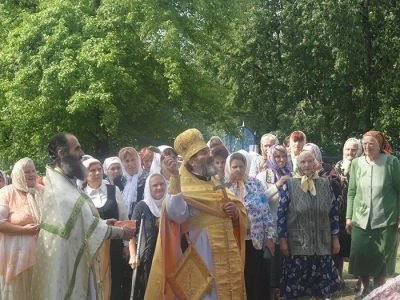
[280, 255, 340, 299]
[0, 267, 33, 300]
[244, 240, 266, 300]
[349, 224, 398, 277]
[264, 243, 283, 289]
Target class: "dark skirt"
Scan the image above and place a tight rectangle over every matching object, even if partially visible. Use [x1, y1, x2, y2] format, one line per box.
[280, 255, 340, 299]
[264, 243, 283, 288]
[337, 230, 352, 258]
[349, 224, 398, 277]
[244, 240, 267, 300]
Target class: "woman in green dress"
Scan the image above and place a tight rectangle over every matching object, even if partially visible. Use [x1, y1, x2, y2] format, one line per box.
[346, 131, 400, 299]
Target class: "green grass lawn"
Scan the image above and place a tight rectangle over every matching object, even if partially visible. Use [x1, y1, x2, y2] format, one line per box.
[334, 247, 400, 299]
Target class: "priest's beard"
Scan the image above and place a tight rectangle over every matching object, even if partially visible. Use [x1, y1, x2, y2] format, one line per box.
[193, 158, 219, 177]
[60, 154, 87, 181]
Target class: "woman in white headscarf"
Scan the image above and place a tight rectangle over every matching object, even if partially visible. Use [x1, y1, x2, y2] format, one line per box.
[83, 158, 129, 300]
[103, 156, 123, 185]
[206, 136, 224, 149]
[225, 152, 275, 300]
[114, 147, 148, 219]
[0, 158, 44, 300]
[129, 173, 168, 300]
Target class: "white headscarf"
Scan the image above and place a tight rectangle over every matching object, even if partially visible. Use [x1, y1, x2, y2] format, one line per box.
[149, 145, 174, 175]
[224, 152, 248, 203]
[207, 136, 223, 148]
[341, 138, 363, 175]
[143, 173, 167, 217]
[11, 158, 43, 224]
[120, 148, 143, 209]
[103, 156, 122, 173]
[237, 150, 252, 174]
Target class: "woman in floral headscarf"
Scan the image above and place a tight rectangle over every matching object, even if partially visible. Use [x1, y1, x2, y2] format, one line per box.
[256, 144, 292, 300]
[346, 131, 400, 299]
[0, 158, 44, 300]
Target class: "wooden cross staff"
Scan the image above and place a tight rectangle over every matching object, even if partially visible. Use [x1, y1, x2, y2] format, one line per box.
[213, 177, 233, 203]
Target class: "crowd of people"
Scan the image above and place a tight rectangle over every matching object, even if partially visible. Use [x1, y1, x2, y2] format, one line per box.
[0, 128, 399, 300]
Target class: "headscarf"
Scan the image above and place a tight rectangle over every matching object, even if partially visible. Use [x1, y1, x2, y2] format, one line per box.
[341, 138, 363, 175]
[83, 158, 102, 170]
[120, 148, 143, 209]
[206, 136, 223, 148]
[363, 131, 392, 154]
[103, 156, 122, 174]
[11, 158, 42, 224]
[293, 150, 319, 196]
[237, 150, 252, 174]
[265, 144, 293, 184]
[225, 152, 248, 203]
[143, 173, 168, 217]
[0, 169, 7, 187]
[303, 143, 323, 164]
[149, 145, 175, 175]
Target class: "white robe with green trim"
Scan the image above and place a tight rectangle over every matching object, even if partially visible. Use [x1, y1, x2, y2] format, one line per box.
[31, 166, 110, 300]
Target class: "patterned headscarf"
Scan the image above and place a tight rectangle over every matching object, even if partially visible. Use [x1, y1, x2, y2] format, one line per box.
[265, 144, 292, 183]
[11, 158, 43, 223]
[303, 143, 323, 164]
[363, 131, 392, 154]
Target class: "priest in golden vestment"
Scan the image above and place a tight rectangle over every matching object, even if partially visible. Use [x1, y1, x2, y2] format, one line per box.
[145, 128, 247, 300]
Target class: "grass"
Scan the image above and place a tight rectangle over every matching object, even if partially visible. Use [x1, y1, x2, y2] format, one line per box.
[333, 247, 400, 299]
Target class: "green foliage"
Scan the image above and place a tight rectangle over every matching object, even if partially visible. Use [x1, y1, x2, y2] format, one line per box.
[221, 0, 400, 155]
[1, 0, 400, 172]
[0, 0, 240, 171]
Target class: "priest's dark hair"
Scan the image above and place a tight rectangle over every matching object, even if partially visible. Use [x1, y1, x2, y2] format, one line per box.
[48, 132, 70, 165]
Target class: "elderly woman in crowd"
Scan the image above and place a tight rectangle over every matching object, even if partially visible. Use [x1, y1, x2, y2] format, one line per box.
[129, 172, 169, 299]
[114, 147, 148, 218]
[225, 152, 275, 300]
[0, 170, 7, 189]
[278, 150, 341, 300]
[103, 156, 123, 185]
[303, 143, 342, 198]
[206, 136, 224, 149]
[149, 146, 178, 182]
[210, 144, 230, 178]
[256, 144, 293, 300]
[334, 138, 363, 289]
[0, 158, 44, 300]
[288, 130, 307, 172]
[249, 133, 279, 177]
[346, 131, 400, 299]
[83, 158, 129, 300]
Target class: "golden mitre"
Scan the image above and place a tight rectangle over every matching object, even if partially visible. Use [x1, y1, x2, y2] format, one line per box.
[174, 128, 208, 162]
